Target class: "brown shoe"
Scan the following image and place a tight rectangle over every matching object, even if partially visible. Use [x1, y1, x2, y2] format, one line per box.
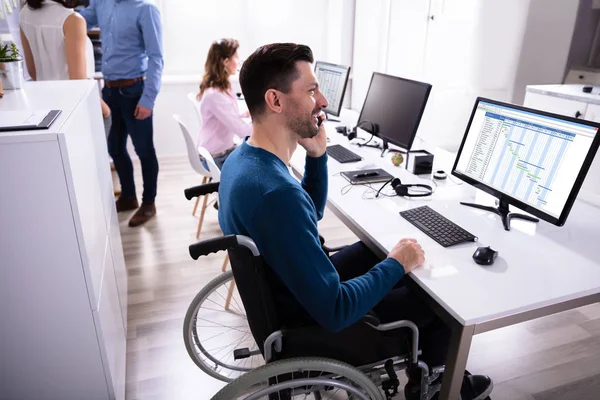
[116, 196, 139, 212]
[128, 203, 156, 227]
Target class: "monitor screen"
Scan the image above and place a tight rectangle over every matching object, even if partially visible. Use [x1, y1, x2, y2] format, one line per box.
[357, 73, 431, 151]
[454, 98, 600, 224]
[314, 61, 350, 117]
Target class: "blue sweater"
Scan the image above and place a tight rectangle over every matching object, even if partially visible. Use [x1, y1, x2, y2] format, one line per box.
[218, 140, 405, 332]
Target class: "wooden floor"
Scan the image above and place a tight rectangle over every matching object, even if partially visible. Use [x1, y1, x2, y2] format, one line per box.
[120, 156, 600, 400]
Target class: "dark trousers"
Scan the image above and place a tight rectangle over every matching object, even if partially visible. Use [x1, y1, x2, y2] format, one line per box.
[102, 81, 159, 204]
[330, 242, 451, 368]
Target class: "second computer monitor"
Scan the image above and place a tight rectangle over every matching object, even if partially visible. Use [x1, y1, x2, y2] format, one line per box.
[314, 61, 350, 117]
[357, 73, 432, 151]
[453, 98, 600, 227]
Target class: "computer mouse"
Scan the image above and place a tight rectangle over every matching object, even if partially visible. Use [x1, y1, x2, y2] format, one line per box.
[472, 246, 498, 266]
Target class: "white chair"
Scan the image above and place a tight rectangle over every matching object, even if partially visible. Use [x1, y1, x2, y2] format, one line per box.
[186, 92, 203, 128]
[174, 114, 220, 239]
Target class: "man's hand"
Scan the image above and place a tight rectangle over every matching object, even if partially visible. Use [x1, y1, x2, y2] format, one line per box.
[387, 238, 425, 273]
[101, 100, 111, 118]
[299, 112, 327, 158]
[134, 104, 152, 120]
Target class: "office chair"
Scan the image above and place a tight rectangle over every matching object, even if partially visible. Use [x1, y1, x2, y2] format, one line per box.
[186, 92, 203, 128]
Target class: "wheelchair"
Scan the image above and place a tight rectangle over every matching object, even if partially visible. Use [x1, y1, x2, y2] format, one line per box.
[187, 233, 452, 400]
[182, 183, 348, 384]
[182, 183, 489, 399]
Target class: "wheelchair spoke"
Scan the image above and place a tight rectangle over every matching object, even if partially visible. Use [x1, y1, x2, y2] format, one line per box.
[209, 332, 251, 363]
[204, 293, 245, 317]
[210, 285, 246, 316]
[194, 317, 249, 334]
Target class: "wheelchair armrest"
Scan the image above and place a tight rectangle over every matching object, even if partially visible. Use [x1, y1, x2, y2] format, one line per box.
[189, 235, 261, 260]
[323, 244, 349, 254]
[318, 235, 349, 256]
[364, 318, 420, 365]
[184, 182, 220, 200]
[361, 311, 381, 327]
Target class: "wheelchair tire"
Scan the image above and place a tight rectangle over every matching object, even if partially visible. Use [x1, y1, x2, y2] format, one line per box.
[210, 357, 385, 400]
[183, 270, 263, 382]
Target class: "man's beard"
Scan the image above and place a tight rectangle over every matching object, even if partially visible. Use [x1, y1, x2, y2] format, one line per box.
[286, 102, 321, 139]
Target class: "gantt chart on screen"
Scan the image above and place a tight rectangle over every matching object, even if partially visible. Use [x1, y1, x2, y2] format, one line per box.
[315, 64, 346, 113]
[455, 102, 597, 218]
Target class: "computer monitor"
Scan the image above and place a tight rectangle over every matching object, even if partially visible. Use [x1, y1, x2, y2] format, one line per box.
[314, 61, 350, 120]
[453, 97, 600, 230]
[356, 72, 432, 155]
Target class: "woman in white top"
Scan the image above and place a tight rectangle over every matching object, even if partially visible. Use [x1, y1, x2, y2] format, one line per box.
[19, 0, 110, 118]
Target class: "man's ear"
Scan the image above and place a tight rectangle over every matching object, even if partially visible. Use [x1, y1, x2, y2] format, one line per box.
[264, 89, 283, 114]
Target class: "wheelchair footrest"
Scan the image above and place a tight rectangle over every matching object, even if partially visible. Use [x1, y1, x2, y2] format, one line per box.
[233, 348, 251, 360]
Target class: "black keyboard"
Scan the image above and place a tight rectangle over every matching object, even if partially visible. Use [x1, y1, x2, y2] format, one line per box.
[326, 144, 362, 163]
[400, 206, 477, 247]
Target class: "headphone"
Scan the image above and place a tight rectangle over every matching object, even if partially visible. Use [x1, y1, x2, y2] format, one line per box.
[376, 177, 433, 198]
[348, 121, 378, 141]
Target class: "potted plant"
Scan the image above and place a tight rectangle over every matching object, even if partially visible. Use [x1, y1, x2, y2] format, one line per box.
[0, 42, 25, 90]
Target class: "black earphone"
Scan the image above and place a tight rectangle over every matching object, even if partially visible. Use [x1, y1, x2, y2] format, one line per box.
[376, 177, 433, 198]
[348, 121, 378, 141]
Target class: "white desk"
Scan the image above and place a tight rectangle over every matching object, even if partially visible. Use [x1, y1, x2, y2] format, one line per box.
[290, 109, 600, 400]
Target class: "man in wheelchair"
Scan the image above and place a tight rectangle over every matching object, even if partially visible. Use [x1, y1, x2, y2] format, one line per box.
[216, 43, 493, 400]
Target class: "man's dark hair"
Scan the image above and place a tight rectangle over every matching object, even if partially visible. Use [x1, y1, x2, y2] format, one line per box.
[239, 43, 314, 120]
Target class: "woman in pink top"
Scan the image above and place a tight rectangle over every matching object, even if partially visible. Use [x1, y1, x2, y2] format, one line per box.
[196, 38, 252, 170]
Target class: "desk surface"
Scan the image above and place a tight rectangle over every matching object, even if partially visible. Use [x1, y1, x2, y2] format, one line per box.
[290, 109, 600, 328]
[0, 81, 96, 141]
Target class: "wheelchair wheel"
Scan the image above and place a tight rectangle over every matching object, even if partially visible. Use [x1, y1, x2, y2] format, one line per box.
[210, 357, 384, 400]
[184, 270, 264, 382]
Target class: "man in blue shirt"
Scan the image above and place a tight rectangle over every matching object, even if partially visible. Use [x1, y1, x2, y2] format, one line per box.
[218, 43, 493, 400]
[81, 0, 163, 227]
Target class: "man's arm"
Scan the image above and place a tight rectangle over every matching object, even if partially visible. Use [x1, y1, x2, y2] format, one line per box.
[138, 4, 164, 111]
[78, 0, 98, 29]
[301, 153, 328, 220]
[20, 29, 36, 80]
[248, 188, 405, 332]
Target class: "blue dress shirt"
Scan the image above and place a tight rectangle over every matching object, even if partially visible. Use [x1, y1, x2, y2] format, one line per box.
[80, 0, 164, 109]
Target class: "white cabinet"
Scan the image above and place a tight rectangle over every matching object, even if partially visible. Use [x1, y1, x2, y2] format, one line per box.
[584, 103, 600, 121]
[524, 84, 600, 206]
[523, 92, 588, 120]
[0, 81, 127, 400]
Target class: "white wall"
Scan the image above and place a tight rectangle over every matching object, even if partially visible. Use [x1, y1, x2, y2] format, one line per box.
[157, 0, 346, 76]
[511, 0, 579, 104]
[149, 0, 355, 157]
[149, 0, 579, 157]
[351, 0, 390, 112]
[417, 0, 532, 151]
[351, 0, 579, 152]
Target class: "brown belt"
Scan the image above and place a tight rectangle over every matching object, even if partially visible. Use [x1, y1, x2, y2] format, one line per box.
[104, 77, 145, 88]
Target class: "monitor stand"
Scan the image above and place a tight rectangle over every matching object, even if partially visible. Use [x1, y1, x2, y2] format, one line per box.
[460, 199, 539, 231]
[357, 137, 391, 157]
